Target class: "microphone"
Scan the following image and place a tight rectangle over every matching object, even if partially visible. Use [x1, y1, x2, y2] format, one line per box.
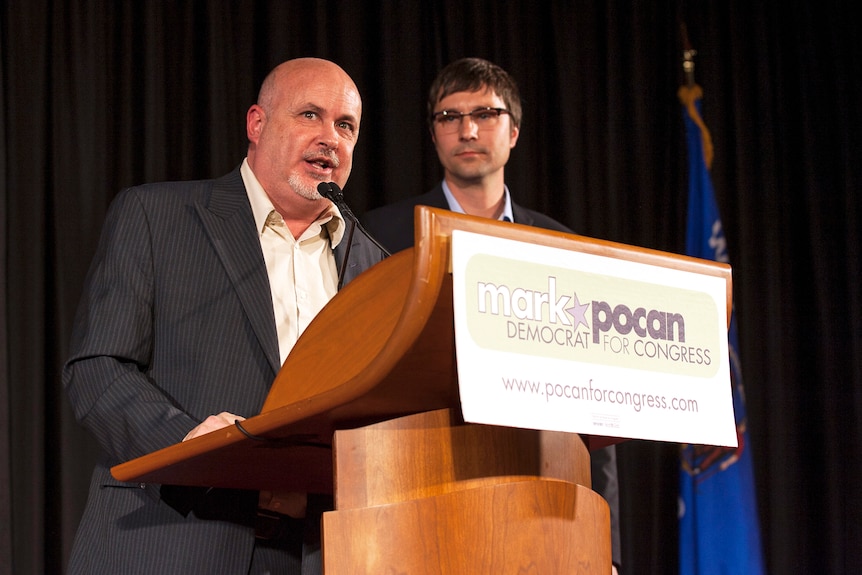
[318, 182, 391, 289]
[317, 182, 392, 258]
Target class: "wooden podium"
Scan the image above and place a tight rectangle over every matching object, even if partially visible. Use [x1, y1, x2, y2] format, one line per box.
[112, 206, 732, 574]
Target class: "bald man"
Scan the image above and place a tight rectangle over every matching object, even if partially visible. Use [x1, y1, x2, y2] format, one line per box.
[64, 58, 385, 575]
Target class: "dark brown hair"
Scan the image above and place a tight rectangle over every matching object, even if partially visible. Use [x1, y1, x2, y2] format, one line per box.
[427, 57, 523, 129]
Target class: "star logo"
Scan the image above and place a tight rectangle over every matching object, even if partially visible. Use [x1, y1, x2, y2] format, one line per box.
[566, 292, 590, 330]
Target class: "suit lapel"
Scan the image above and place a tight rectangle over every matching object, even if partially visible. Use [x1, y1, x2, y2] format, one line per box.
[427, 184, 454, 209]
[511, 202, 537, 226]
[195, 170, 281, 374]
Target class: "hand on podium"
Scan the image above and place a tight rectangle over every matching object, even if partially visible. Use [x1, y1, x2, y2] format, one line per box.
[180, 412, 309, 520]
[182, 411, 245, 442]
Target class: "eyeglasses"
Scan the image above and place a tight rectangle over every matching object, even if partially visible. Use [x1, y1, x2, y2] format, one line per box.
[431, 107, 510, 133]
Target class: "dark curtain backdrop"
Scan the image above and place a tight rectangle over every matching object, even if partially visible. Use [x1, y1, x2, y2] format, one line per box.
[2, 1, 860, 574]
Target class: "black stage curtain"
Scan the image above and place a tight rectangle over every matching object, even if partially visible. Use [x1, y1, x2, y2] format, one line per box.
[2, 2, 860, 574]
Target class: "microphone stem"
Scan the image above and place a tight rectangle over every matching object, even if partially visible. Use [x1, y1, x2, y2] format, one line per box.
[317, 181, 392, 262]
[337, 219, 357, 290]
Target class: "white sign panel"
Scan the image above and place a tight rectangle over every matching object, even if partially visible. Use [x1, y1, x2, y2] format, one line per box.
[451, 230, 737, 447]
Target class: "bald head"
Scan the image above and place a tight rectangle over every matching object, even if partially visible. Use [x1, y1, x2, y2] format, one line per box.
[245, 58, 362, 220]
[257, 58, 362, 121]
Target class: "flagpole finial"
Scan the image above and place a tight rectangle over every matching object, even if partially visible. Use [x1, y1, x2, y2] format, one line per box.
[681, 22, 696, 87]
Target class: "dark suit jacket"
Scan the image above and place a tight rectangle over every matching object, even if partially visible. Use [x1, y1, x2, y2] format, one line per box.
[362, 182, 573, 254]
[63, 167, 385, 574]
[362, 182, 622, 567]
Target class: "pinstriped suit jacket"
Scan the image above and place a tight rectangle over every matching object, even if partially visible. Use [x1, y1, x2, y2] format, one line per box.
[63, 167, 385, 574]
[362, 182, 622, 567]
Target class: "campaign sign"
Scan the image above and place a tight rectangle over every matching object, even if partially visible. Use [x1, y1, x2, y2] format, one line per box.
[451, 230, 737, 446]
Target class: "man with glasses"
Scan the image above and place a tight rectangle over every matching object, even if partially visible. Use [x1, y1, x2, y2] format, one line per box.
[363, 57, 571, 250]
[362, 57, 622, 574]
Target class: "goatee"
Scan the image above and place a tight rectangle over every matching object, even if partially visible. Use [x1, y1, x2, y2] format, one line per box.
[288, 174, 324, 200]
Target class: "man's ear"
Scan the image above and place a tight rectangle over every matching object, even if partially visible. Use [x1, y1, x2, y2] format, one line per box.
[509, 125, 520, 149]
[246, 105, 265, 143]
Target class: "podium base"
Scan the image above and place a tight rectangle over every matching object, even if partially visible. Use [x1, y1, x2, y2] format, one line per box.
[323, 409, 611, 574]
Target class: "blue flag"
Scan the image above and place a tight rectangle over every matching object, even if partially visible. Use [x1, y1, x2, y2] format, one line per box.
[678, 84, 765, 575]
